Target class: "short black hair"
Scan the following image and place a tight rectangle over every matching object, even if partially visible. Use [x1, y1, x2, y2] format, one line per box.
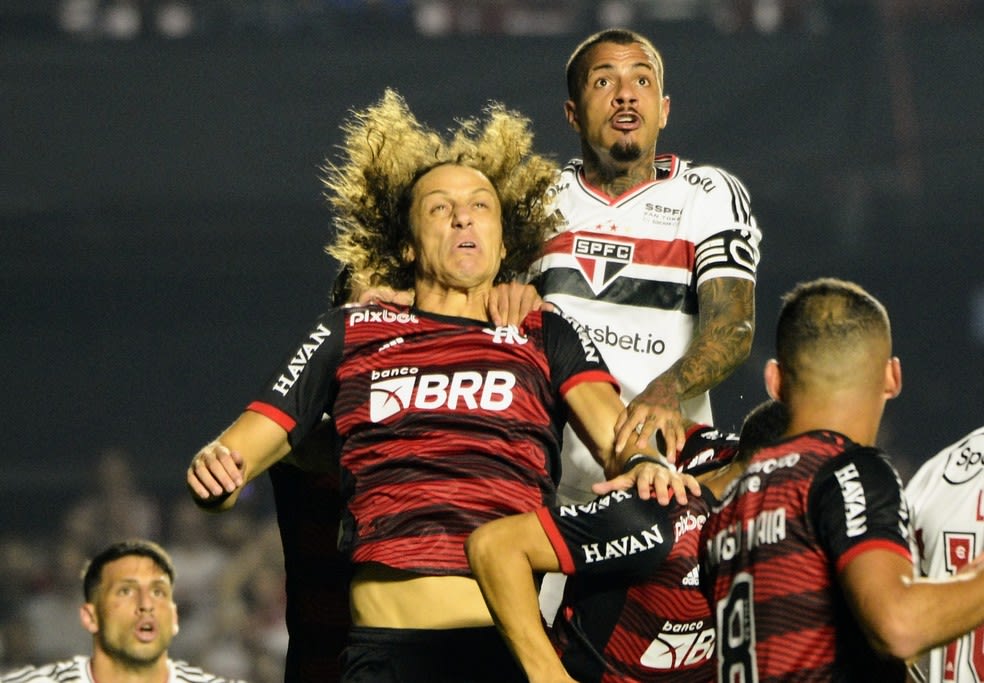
[81, 539, 175, 602]
[737, 399, 789, 461]
[775, 277, 891, 388]
[565, 28, 664, 101]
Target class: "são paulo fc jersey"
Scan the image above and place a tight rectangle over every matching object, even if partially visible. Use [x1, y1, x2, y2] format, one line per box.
[531, 155, 761, 503]
[0, 657, 245, 683]
[906, 426, 984, 683]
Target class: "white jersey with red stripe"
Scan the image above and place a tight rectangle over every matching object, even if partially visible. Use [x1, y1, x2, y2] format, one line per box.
[530, 155, 761, 503]
[906, 426, 984, 683]
[0, 656, 245, 683]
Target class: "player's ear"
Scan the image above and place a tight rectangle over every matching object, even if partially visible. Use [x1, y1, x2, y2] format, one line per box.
[172, 598, 179, 634]
[764, 359, 783, 401]
[80, 603, 98, 634]
[884, 356, 902, 399]
[564, 100, 581, 134]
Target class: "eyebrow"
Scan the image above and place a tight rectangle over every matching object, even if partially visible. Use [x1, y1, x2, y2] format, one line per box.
[109, 577, 171, 589]
[589, 61, 656, 75]
[419, 187, 496, 200]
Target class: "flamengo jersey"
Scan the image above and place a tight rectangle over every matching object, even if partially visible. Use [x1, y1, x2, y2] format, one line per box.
[700, 431, 912, 681]
[535, 426, 738, 682]
[531, 155, 761, 503]
[906, 426, 984, 683]
[248, 303, 616, 575]
[0, 657, 243, 683]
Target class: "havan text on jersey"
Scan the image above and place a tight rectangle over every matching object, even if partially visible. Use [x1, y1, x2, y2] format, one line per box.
[272, 323, 332, 396]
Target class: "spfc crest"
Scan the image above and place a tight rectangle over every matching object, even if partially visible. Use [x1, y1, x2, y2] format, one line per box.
[573, 236, 634, 294]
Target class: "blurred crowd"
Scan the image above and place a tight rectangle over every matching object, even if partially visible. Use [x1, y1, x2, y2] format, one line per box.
[0, 449, 288, 683]
[36, 0, 979, 42]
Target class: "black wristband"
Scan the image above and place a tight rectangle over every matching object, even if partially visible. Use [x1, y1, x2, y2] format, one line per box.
[621, 454, 671, 475]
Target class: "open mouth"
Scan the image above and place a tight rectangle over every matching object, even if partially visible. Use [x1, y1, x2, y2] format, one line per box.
[135, 619, 158, 642]
[612, 112, 640, 131]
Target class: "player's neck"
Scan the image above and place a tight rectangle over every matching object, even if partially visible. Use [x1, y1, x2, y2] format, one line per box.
[414, 282, 492, 323]
[784, 398, 885, 447]
[89, 653, 169, 683]
[580, 155, 656, 198]
[699, 462, 745, 498]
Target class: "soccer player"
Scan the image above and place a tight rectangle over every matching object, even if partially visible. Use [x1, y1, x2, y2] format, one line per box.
[701, 278, 984, 681]
[185, 90, 695, 683]
[0, 540, 244, 683]
[906, 424, 984, 683]
[513, 27, 761, 504]
[466, 399, 787, 682]
[355, 29, 762, 499]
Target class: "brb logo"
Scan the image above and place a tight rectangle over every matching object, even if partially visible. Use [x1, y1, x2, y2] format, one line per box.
[368, 367, 516, 422]
[573, 236, 634, 294]
[639, 621, 714, 671]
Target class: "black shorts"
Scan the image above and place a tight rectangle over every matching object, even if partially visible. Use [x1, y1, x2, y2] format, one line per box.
[340, 625, 526, 683]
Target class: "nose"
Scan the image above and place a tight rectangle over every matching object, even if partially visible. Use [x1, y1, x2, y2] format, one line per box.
[451, 205, 472, 229]
[136, 591, 154, 613]
[613, 80, 637, 107]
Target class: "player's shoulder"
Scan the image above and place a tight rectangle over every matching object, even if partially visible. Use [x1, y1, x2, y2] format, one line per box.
[809, 441, 904, 497]
[678, 160, 750, 192]
[170, 659, 247, 683]
[539, 305, 585, 336]
[907, 425, 984, 494]
[1, 658, 85, 683]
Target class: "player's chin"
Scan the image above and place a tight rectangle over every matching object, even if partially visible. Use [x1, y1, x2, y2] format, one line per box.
[609, 141, 644, 163]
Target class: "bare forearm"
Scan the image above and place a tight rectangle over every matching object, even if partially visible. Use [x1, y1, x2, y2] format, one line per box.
[662, 278, 754, 401]
[891, 573, 984, 658]
[845, 550, 984, 660]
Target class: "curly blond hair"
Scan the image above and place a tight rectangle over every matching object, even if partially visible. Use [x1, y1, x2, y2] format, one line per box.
[323, 89, 560, 294]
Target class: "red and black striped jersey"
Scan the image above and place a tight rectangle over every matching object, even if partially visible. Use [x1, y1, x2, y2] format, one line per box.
[249, 303, 616, 575]
[700, 430, 912, 681]
[534, 426, 739, 682]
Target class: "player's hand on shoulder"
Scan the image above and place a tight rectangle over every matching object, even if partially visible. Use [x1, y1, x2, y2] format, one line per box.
[614, 382, 686, 461]
[355, 285, 415, 307]
[592, 457, 701, 506]
[488, 281, 544, 328]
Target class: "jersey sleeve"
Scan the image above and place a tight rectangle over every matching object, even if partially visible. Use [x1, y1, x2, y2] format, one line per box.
[808, 447, 913, 573]
[677, 424, 739, 474]
[684, 165, 761, 288]
[535, 489, 680, 580]
[538, 309, 618, 397]
[246, 308, 346, 448]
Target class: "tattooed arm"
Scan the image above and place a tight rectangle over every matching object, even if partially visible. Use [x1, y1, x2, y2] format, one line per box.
[614, 277, 755, 457]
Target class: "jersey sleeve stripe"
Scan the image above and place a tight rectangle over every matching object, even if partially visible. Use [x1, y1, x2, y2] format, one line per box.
[558, 370, 619, 398]
[246, 400, 297, 432]
[536, 507, 576, 574]
[835, 538, 912, 573]
[719, 170, 752, 225]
